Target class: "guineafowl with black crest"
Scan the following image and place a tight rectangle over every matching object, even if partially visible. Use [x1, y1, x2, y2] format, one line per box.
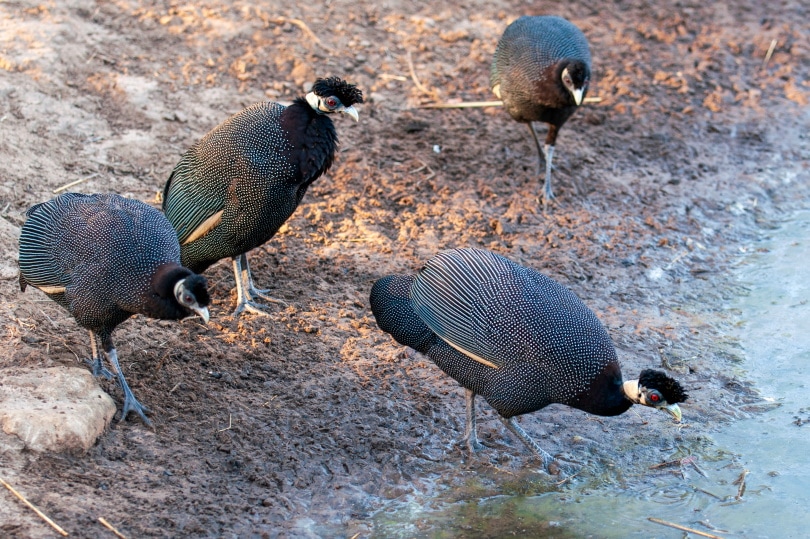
[370, 248, 687, 472]
[162, 77, 364, 316]
[18, 193, 211, 426]
[491, 15, 592, 204]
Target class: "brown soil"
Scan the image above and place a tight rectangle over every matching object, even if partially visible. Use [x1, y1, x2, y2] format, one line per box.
[1, 0, 808, 537]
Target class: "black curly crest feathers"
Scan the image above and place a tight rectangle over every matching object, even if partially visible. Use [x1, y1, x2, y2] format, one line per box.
[639, 369, 689, 404]
[311, 77, 364, 107]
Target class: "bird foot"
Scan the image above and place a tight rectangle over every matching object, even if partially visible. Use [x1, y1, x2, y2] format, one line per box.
[248, 287, 288, 306]
[119, 395, 152, 427]
[456, 435, 486, 453]
[231, 299, 275, 318]
[85, 357, 114, 380]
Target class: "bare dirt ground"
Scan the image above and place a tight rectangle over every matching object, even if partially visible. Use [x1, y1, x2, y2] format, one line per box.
[0, 0, 808, 537]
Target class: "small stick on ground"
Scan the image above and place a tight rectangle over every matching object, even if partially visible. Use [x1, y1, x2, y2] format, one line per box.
[0, 477, 69, 536]
[406, 50, 431, 96]
[648, 517, 727, 539]
[99, 517, 128, 539]
[649, 458, 682, 469]
[265, 17, 321, 45]
[53, 174, 98, 194]
[762, 39, 778, 68]
[693, 486, 725, 500]
[418, 96, 601, 109]
[733, 468, 749, 499]
[217, 413, 233, 432]
[555, 469, 582, 486]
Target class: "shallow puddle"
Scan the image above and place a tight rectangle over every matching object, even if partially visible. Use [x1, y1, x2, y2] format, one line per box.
[373, 211, 810, 538]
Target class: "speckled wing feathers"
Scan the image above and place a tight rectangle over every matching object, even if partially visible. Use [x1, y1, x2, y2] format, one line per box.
[18, 193, 185, 324]
[162, 102, 295, 244]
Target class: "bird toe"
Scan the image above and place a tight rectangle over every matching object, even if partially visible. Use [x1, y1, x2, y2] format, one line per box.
[232, 300, 275, 318]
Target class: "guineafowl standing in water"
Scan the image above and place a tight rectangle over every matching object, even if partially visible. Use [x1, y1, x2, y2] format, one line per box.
[18, 193, 211, 425]
[370, 248, 687, 472]
[491, 15, 592, 205]
[162, 77, 364, 316]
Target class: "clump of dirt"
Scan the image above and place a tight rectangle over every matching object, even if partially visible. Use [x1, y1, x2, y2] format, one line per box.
[0, 0, 808, 537]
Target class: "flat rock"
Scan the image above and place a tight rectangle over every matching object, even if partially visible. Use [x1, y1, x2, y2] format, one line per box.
[0, 367, 115, 454]
[0, 216, 19, 280]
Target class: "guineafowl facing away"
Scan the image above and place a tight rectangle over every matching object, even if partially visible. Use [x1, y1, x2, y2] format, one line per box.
[370, 248, 687, 472]
[491, 15, 592, 204]
[162, 77, 364, 316]
[18, 193, 211, 425]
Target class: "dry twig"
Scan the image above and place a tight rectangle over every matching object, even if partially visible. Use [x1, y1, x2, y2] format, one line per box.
[763, 39, 778, 68]
[265, 17, 321, 45]
[406, 50, 431, 96]
[99, 517, 128, 539]
[733, 468, 749, 499]
[648, 517, 726, 539]
[53, 173, 98, 194]
[0, 477, 68, 536]
[418, 96, 601, 109]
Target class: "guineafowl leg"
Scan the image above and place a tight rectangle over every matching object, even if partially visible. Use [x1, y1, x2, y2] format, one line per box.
[499, 416, 554, 470]
[101, 338, 152, 426]
[85, 331, 113, 379]
[463, 389, 484, 452]
[231, 254, 286, 317]
[528, 123, 555, 204]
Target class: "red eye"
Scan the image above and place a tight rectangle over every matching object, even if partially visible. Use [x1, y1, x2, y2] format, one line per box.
[649, 393, 661, 403]
[325, 97, 338, 108]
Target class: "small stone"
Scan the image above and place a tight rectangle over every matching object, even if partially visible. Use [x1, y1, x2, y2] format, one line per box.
[0, 367, 116, 454]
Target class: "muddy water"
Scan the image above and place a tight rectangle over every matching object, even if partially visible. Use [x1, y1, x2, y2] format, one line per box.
[373, 211, 810, 538]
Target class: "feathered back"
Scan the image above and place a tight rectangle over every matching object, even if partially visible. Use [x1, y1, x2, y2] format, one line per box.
[491, 16, 591, 89]
[19, 192, 203, 329]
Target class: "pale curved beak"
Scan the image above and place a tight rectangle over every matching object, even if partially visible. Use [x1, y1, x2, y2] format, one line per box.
[571, 88, 584, 106]
[192, 305, 210, 324]
[663, 403, 682, 422]
[341, 105, 359, 122]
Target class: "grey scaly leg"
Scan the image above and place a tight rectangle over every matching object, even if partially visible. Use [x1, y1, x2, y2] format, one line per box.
[542, 143, 555, 203]
[528, 123, 555, 204]
[103, 346, 152, 426]
[463, 389, 484, 453]
[231, 253, 286, 317]
[86, 331, 113, 379]
[500, 416, 554, 471]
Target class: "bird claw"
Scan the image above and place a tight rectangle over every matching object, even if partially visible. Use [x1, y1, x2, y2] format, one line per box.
[248, 287, 288, 306]
[119, 396, 152, 427]
[544, 457, 580, 477]
[85, 357, 114, 380]
[231, 300, 274, 318]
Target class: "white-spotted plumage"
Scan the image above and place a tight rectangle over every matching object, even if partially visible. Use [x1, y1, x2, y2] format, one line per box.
[370, 248, 687, 468]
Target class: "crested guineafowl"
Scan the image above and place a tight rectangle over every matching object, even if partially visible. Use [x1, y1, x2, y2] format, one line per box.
[162, 77, 364, 316]
[491, 15, 592, 204]
[369, 248, 687, 471]
[18, 193, 211, 425]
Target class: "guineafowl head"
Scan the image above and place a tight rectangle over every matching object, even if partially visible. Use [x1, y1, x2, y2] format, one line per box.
[622, 369, 688, 421]
[173, 274, 211, 323]
[560, 60, 590, 106]
[306, 77, 364, 121]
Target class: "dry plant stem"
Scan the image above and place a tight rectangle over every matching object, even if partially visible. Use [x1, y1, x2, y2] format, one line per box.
[99, 517, 128, 539]
[53, 174, 98, 194]
[265, 17, 321, 45]
[418, 96, 601, 109]
[734, 468, 749, 499]
[763, 39, 777, 67]
[648, 517, 727, 539]
[406, 50, 431, 95]
[0, 477, 69, 536]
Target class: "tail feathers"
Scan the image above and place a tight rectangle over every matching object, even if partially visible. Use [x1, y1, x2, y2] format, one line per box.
[369, 274, 435, 354]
